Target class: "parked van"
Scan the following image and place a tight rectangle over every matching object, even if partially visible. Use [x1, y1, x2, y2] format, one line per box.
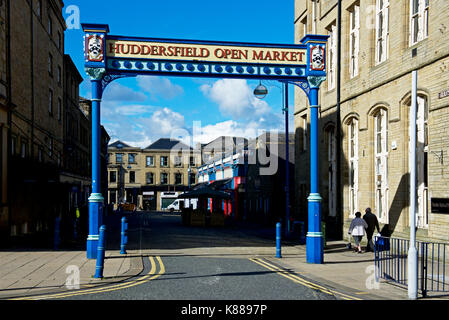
[167, 198, 198, 212]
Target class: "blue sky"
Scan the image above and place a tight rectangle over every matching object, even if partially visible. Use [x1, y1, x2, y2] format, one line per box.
[63, 0, 296, 148]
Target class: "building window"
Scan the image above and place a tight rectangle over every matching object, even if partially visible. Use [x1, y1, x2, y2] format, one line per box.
[57, 66, 61, 85]
[20, 139, 28, 158]
[116, 153, 123, 163]
[110, 171, 117, 183]
[160, 173, 168, 185]
[410, 0, 429, 45]
[160, 156, 168, 167]
[37, 0, 42, 20]
[415, 95, 429, 228]
[57, 31, 62, 50]
[38, 146, 43, 162]
[146, 172, 154, 185]
[301, 16, 307, 39]
[11, 136, 17, 155]
[129, 171, 135, 183]
[374, 109, 389, 223]
[349, 4, 360, 78]
[48, 137, 53, 157]
[302, 114, 308, 152]
[175, 173, 182, 185]
[375, 0, 390, 64]
[128, 153, 136, 164]
[49, 89, 53, 115]
[146, 156, 154, 167]
[48, 16, 52, 35]
[57, 98, 62, 121]
[327, 22, 337, 90]
[48, 54, 53, 76]
[348, 118, 359, 217]
[189, 156, 195, 167]
[189, 173, 196, 185]
[174, 156, 182, 167]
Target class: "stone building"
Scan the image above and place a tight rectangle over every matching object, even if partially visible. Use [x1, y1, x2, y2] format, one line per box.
[196, 133, 295, 224]
[7, 0, 66, 244]
[0, 0, 10, 242]
[107, 138, 201, 211]
[294, 0, 449, 243]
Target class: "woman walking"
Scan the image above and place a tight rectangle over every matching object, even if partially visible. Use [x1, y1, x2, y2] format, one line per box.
[348, 212, 368, 253]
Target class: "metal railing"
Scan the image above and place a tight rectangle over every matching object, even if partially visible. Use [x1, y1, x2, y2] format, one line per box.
[375, 236, 449, 297]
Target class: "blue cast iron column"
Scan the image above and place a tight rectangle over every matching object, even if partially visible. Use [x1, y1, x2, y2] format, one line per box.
[284, 83, 290, 235]
[306, 77, 325, 264]
[87, 74, 105, 259]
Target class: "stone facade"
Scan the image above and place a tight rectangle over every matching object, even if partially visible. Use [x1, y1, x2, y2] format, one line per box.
[294, 0, 449, 243]
[0, 0, 9, 241]
[107, 139, 201, 211]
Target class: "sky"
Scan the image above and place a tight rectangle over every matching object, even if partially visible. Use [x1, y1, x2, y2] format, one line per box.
[63, 0, 296, 148]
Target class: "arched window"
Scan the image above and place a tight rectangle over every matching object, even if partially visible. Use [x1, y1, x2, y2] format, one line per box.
[348, 118, 359, 217]
[415, 95, 429, 228]
[374, 108, 389, 222]
[326, 125, 337, 217]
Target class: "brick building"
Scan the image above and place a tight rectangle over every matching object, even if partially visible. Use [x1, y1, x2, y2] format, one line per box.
[294, 0, 449, 243]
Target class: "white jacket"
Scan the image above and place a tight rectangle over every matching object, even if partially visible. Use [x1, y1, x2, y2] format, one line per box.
[349, 218, 368, 236]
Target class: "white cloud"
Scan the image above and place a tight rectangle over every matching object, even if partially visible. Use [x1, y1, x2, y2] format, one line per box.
[191, 118, 284, 146]
[103, 81, 148, 102]
[137, 76, 184, 100]
[200, 79, 271, 119]
[143, 107, 186, 136]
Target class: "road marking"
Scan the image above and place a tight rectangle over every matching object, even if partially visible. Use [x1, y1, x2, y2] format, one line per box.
[9, 256, 165, 300]
[249, 258, 362, 301]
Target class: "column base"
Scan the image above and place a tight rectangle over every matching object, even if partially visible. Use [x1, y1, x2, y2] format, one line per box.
[87, 235, 99, 259]
[87, 193, 104, 260]
[306, 233, 324, 264]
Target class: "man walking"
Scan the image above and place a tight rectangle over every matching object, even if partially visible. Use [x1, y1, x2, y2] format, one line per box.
[363, 208, 380, 252]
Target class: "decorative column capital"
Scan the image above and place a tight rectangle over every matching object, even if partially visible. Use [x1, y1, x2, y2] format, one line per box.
[89, 193, 104, 203]
[307, 76, 326, 89]
[86, 67, 107, 80]
[307, 193, 323, 202]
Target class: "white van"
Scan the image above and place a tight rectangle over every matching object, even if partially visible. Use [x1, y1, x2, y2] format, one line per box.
[167, 198, 198, 212]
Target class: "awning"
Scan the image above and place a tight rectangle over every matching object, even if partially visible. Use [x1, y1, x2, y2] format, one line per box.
[209, 178, 234, 190]
[177, 185, 231, 199]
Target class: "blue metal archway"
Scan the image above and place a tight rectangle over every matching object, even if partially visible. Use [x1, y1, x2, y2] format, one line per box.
[82, 23, 327, 264]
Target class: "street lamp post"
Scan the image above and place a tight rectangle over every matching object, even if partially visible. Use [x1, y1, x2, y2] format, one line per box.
[254, 81, 291, 235]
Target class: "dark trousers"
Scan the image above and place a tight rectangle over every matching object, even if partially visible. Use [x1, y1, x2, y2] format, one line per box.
[366, 232, 374, 251]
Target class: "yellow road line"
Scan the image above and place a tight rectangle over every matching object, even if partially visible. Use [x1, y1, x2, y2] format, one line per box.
[250, 258, 362, 301]
[10, 256, 165, 300]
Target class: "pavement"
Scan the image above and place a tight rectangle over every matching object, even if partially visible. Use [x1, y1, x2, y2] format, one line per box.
[0, 214, 447, 301]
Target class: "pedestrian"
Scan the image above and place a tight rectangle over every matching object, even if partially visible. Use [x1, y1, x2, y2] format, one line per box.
[348, 212, 368, 253]
[363, 207, 381, 252]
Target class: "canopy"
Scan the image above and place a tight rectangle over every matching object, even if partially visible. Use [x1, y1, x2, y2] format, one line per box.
[177, 185, 231, 199]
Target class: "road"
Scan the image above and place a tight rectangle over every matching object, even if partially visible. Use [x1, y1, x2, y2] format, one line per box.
[59, 211, 338, 300]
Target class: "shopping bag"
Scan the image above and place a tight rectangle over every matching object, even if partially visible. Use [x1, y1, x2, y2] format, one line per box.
[375, 236, 390, 252]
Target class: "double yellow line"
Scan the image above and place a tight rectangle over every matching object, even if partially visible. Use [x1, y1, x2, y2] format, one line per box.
[10, 256, 165, 300]
[249, 258, 362, 301]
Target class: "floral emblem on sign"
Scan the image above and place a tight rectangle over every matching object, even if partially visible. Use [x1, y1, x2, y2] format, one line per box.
[310, 45, 325, 71]
[86, 34, 104, 62]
